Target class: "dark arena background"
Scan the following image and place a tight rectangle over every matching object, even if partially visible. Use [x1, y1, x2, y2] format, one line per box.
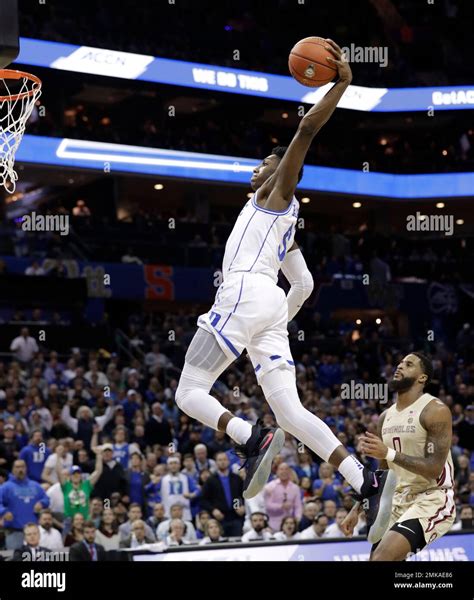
[0, 0, 473, 596]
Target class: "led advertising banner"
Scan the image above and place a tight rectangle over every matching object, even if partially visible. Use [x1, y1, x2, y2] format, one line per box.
[15, 38, 474, 112]
[132, 533, 473, 561]
[15, 135, 474, 199]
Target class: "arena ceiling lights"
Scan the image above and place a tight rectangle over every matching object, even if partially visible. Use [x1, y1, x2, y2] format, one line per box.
[15, 38, 474, 112]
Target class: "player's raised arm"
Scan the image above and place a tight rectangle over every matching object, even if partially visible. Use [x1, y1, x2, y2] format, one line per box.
[267, 39, 352, 203]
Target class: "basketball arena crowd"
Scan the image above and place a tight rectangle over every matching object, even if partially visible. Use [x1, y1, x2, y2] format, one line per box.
[0, 305, 472, 558]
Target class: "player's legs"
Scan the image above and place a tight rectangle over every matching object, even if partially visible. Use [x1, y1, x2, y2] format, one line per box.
[175, 327, 252, 444]
[258, 364, 366, 493]
[371, 488, 455, 560]
[370, 527, 414, 561]
[371, 517, 428, 561]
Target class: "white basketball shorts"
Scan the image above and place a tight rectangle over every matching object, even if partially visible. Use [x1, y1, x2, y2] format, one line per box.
[197, 271, 295, 383]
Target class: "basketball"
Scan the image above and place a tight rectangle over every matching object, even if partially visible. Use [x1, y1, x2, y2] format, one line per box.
[289, 36, 338, 87]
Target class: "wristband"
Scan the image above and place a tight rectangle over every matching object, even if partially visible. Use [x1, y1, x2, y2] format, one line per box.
[385, 447, 396, 462]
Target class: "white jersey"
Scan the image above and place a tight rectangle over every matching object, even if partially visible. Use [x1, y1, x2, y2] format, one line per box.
[222, 189, 300, 283]
[382, 393, 454, 495]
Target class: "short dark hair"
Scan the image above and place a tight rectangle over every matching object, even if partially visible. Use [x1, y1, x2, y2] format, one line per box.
[314, 512, 327, 524]
[412, 352, 433, 387]
[271, 146, 304, 184]
[83, 520, 96, 530]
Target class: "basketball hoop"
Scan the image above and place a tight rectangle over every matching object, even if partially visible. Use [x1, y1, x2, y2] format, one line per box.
[0, 69, 42, 193]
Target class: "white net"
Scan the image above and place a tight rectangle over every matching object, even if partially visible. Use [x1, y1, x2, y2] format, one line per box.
[0, 71, 42, 193]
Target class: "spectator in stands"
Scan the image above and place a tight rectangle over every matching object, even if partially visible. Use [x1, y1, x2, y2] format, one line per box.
[9, 328, 39, 365]
[241, 512, 273, 542]
[94, 507, 121, 550]
[0, 423, 21, 471]
[207, 430, 231, 456]
[181, 453, 199, 481]
[146, 502, 166, 532]
[323, 499, 338, 524]
[160, 456, 198, 521]
[110, 425, 134, 468]
[263, 462, 303, 531]
[120, 518, 155, 548]
[118, 503, 155, 542]
[156, 503, 197, 542]
[195, 509, 211, 539]
[61, 401, 116, 449]
[144, 465, 163, 514]
[24, 261, 45, 276]
[298, 500, 323, 532]
[89, 497, 104, 527]
[293, 450, 319, 482]
[300, 513, 329, 540]
[200, 451, 245, 537]
[84, 360, 108, 388]
[323, 508, 349, 538]
[56, 444, 102, 522]
[13, 522, 51, 561]
[144, 343, 172, 372]
[194, 443, 217, 474]
[72, 199, 91, 217]
[144, 402, 172, 447]
[272, 516, 301, 541]
[199, 519, 227, 545]
[164, 518, 191, 547]
[125, 451, 151, 513]
[19, 430, 52, 483]
[69, 521, 106, 561]
[312, 462, 342, 504]
[41, 439, 74, 486]
[38, 509, 64, 551]
[91, 443, 127, 500]
[0, 459, 50, 550]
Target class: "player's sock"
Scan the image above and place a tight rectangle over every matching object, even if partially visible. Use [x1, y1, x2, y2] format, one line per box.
[260, 366, 341, 462]
[225, 417, 252, 445]
[338, 455, 365, 494]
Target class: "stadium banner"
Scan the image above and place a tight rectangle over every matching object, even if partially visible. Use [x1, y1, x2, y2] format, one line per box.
[0, 257, 215, 301]
[1, 257, 470, 334]
[15, 38, 474, 112]
[132, 532, 473, 561]
[15, 135, 474, 198]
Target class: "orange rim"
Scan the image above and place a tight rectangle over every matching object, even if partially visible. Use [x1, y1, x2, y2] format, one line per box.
[0, 69, 42, 101]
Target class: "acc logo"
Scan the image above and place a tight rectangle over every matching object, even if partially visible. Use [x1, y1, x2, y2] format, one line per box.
[304, 64, 315, 77]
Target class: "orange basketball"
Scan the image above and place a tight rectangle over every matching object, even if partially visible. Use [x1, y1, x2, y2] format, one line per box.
[289, 36, 337, 87]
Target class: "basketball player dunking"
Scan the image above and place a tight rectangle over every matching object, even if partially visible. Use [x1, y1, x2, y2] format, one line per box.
[176, 39, 391, 519]
[342, 352, 455, 560]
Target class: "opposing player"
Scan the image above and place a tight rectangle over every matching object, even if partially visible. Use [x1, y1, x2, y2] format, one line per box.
[175, 39, 390, 512]
[341, 352, 455, 560]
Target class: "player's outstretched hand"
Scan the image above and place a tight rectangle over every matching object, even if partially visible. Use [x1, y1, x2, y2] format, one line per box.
[360, 431, 388, 459]
[340, 508, 358, 537]
[325, 39, 352, 84]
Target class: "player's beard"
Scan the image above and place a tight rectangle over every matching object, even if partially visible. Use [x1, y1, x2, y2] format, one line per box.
[389, 375, 416, 393]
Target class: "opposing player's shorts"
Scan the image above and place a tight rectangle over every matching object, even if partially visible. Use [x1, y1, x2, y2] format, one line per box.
[197, 271, 295, 384]
[388, 487, 456, 549]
